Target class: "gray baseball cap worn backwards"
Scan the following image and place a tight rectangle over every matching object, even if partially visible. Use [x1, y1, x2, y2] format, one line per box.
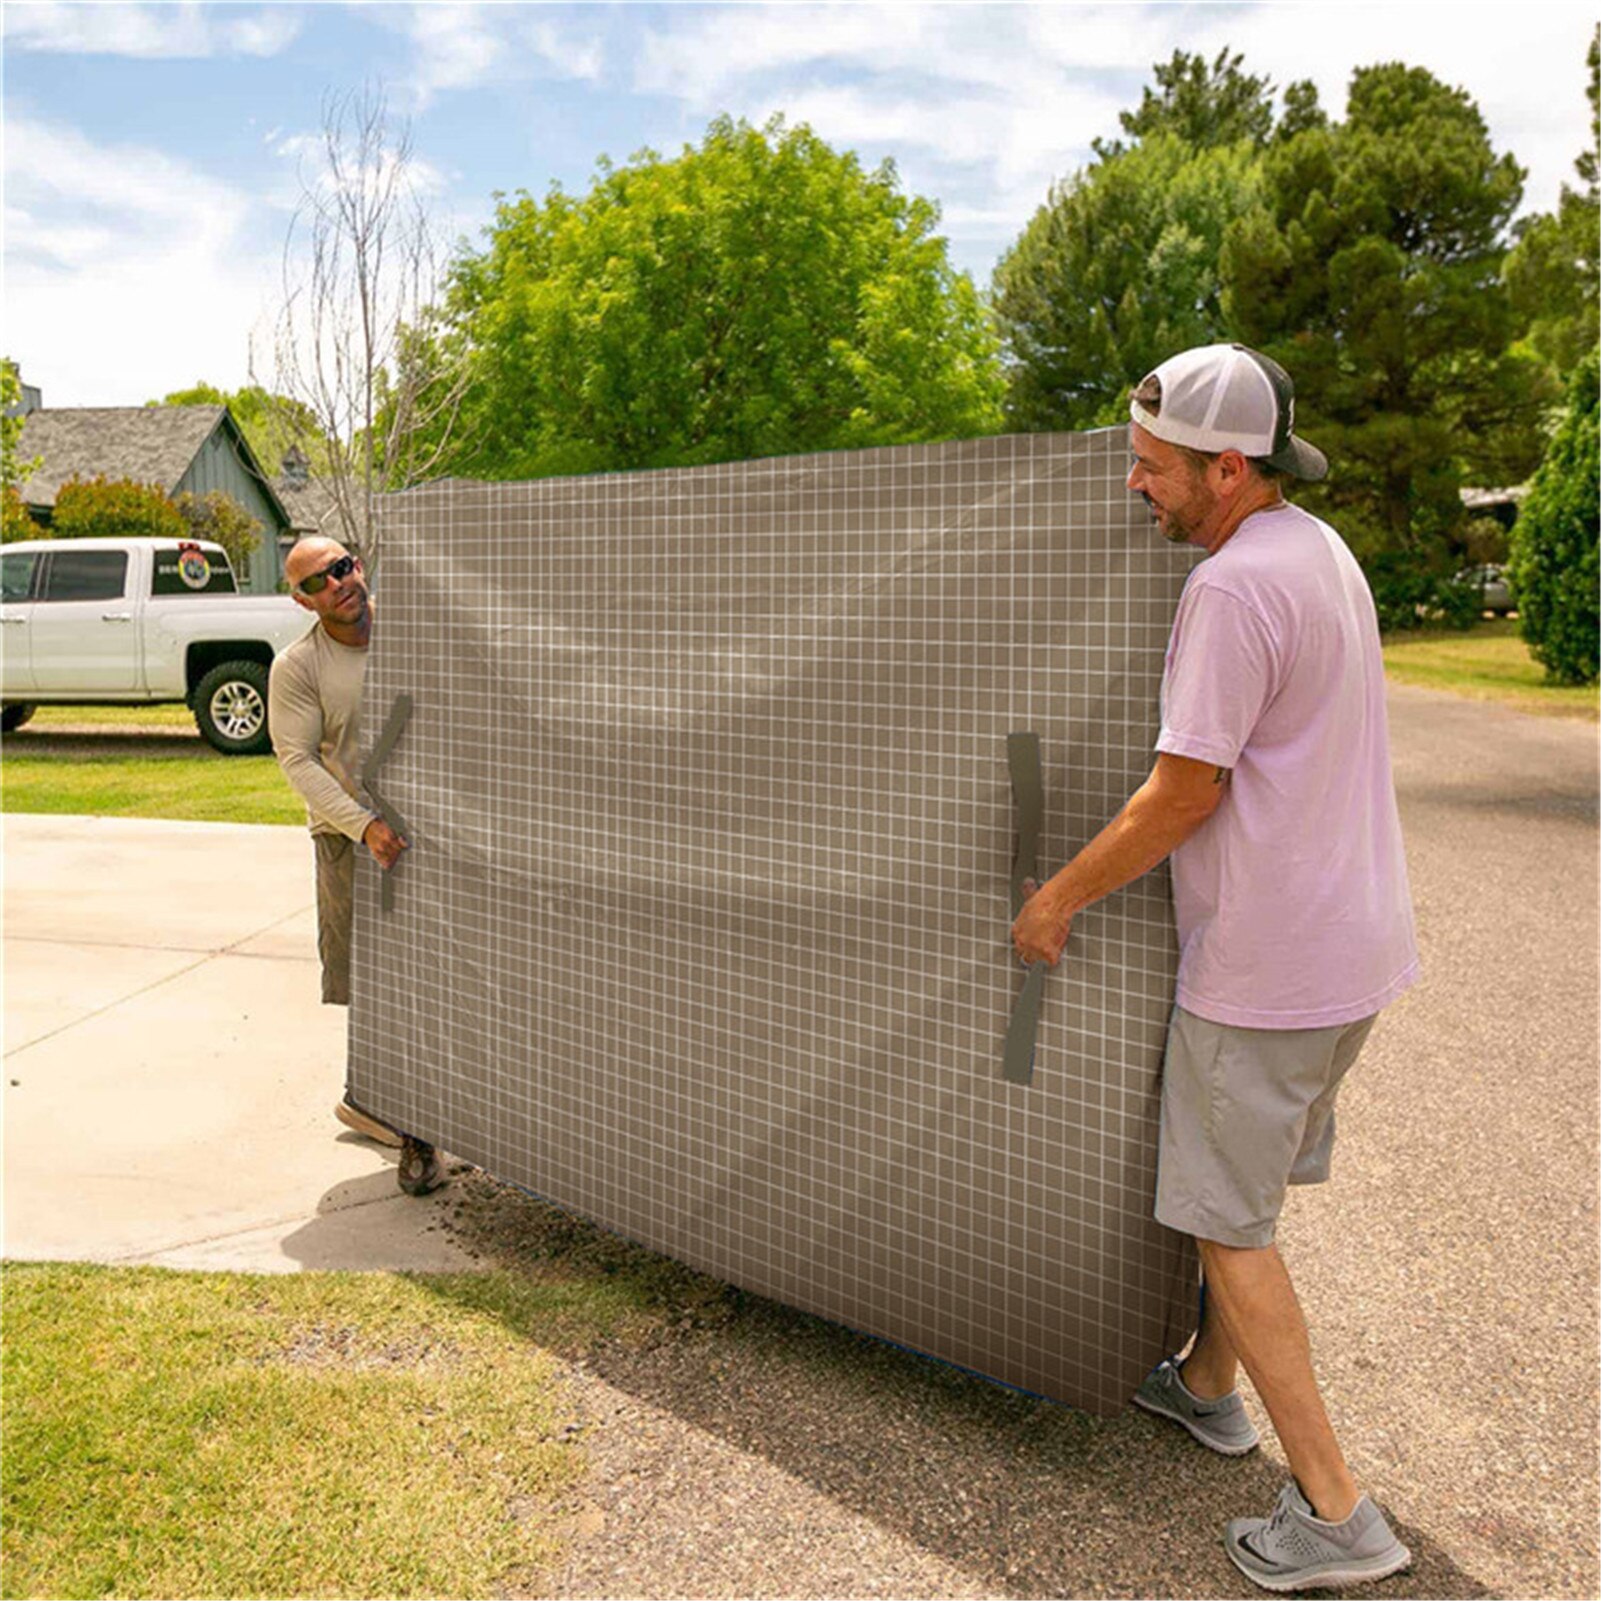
[1131, 343, 1329, 482]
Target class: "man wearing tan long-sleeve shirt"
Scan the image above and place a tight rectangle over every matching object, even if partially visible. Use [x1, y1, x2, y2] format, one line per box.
[270, 536, 407, 1145]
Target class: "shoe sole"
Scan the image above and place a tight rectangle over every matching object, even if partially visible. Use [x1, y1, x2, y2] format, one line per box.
[1132, 1389, 1260, 1456]
[335, 1102, 403, 1147]
[1225, 1543, 1412, 1592]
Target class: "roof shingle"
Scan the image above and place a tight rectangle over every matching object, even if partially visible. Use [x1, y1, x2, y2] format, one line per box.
[16, 406, 227, 508]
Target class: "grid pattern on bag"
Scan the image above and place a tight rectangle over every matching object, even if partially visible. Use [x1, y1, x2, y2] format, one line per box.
[349, 427, 1198, 1415]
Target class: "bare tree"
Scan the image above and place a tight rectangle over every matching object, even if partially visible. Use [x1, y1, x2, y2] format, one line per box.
[262, 84, 470, 570]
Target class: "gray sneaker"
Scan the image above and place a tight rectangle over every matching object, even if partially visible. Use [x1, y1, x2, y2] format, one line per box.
[1132, 1355, 1260, 1455]
[1226, 1482, 1411, 1592]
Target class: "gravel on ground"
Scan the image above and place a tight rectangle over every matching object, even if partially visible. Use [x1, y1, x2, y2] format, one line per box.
[431, 682, 1597, 1601]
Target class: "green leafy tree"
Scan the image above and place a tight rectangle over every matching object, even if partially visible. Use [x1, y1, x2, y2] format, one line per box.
[442, 115, 1003, 478]
[1504, 29, 1599, 377]
[2, 357, 42, 542]
[992, 135, 1264, 430]
[1221, 63, 1551, 561]
[172, 490, 262, 577]
[1102, 47, 1276, 156]
[52, 477, 186, 542]
[1506, 350, 1599, 685]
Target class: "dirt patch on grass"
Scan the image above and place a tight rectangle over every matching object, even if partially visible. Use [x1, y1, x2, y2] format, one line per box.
[254, 1322, 464, 1371]
[7, 729, 203, 755]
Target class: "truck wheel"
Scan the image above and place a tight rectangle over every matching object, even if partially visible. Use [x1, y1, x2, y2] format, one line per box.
[193, 661, 272, 755]
[1, 703, 37, 733]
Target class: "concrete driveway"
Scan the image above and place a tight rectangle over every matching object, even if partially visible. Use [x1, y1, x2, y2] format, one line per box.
[2, 813, 472, 1270]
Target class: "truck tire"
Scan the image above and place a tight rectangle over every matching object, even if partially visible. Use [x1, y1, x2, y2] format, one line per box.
[193, 660, 272, 755]
[1, 703, 37, 733]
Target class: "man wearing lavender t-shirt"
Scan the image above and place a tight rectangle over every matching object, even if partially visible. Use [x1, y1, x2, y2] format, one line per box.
[1013, 345, 1416, 1591]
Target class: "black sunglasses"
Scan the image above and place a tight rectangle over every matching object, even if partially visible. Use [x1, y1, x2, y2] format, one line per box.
[296, 554, 359, 595]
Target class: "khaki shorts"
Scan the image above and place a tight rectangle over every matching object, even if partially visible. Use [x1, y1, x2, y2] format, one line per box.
[1155, 1004, 1378, 1249]
[313, 832, 355, 1006]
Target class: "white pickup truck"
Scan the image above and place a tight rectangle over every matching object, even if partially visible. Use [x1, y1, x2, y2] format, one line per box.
[2, 537, 311, 755]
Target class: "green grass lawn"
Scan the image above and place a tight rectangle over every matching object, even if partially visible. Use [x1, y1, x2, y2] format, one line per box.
[1381, 619, 1598, 720]
[1, 1238, 722, 1601]
[2, 742, 303, 825]
[2, 705, 303, 825]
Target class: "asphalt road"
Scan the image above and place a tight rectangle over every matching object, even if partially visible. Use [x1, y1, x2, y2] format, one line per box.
[508, 684, 1601, 1600]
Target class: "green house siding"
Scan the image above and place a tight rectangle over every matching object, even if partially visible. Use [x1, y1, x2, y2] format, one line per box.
[173, 425, 290, 594]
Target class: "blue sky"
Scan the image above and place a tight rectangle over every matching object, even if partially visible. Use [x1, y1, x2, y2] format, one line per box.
[5, 2, 1595, 412]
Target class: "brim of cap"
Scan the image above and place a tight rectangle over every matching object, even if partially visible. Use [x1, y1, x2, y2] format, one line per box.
[1262, 435, 1328, 482]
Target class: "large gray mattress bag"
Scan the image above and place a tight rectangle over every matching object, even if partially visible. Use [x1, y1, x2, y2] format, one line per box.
[350, 428, 1198, 1415]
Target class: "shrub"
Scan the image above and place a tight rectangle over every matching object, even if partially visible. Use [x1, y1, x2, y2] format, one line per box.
[1507, 352, 1600, 686]
[1365, 552, 1483, 633]
[52, 476, 186, 542]
[1, 485, 40, 543]
[173, 491, 261, 582]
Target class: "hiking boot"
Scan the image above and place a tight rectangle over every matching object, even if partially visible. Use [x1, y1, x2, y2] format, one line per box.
[1226, 1482, 1411, 1592]
[334, 1097, 402, 1147]
[1132, 1355, 1260, 1455]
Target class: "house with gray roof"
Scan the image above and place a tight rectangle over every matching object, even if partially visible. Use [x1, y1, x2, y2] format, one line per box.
[14, 397, 295, 594]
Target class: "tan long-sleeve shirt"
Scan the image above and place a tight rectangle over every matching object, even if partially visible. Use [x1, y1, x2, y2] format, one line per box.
[268, 621, 377, 841]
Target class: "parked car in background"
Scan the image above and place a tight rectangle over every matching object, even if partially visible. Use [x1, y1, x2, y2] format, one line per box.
[1455, 563, 1515, 616]
[1, 537, 308, 753]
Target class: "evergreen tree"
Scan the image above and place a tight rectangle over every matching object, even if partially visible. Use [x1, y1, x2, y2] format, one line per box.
[1221, 63, 1550, 560]
[1101, 48, 1276, 156]
[992, 135, 1263, 430]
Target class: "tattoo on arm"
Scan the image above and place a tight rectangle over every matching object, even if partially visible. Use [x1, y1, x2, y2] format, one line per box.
[1212, 767, 1228, 785]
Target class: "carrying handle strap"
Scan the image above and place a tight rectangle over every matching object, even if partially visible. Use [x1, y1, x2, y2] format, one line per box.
[361, 693, 414, 915]
[1003, 731, 1045, 1085]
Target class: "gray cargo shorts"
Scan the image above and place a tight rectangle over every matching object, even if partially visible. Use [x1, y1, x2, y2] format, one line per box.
[1155, 1003, 1378, 1249]
[313, 832, 355, 1006]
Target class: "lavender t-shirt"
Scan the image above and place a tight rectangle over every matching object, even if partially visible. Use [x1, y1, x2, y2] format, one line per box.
[1156, 502, 1420, 1029]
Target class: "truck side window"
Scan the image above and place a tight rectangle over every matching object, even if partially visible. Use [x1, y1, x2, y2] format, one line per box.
[1, 552, 35, 603]
[151, 548, 238, 595]
[40, 550, 129, 603]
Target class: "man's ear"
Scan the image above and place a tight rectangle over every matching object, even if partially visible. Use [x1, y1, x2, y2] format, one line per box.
[291, 589, 314, 614]
[1212, 449, 1250, 497]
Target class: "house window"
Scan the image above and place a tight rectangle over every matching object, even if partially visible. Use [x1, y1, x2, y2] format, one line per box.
[40, 549, 128, 603]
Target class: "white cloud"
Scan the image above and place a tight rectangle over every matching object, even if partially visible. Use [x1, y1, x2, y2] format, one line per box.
[634, 3, 937, 98]
[4, 117, 277, 405]
[381, 3, 607, 109]
[398, 3, 506, 108]
[631, 1, 1597, 275]
[1, 2, 299, 58]
[525, 15, 604, 83]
